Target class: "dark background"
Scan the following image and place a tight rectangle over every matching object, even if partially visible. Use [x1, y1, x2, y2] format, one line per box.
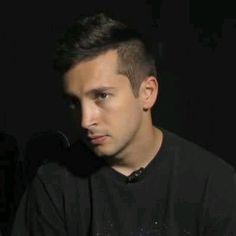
[0, 0, 236, 234]
[0, 0, 235, 166]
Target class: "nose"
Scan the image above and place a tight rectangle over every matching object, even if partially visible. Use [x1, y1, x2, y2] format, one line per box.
[80, 102, 98, 130]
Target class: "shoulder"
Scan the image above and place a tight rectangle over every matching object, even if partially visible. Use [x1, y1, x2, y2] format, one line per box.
[36, 161, 70, 185]
[26, 162, 74, 202]
[161, 129, 236, 210]
[161, 128, 235, 176]
[33, 140, 105, 189]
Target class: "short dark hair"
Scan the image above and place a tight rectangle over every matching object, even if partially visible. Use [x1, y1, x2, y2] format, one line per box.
[53, 13, 157, 96]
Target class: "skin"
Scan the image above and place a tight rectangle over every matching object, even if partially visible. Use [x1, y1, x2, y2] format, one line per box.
[64, 50, 163, 176]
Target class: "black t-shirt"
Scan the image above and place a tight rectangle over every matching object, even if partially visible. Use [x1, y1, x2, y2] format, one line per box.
[11, 129, 236, 235]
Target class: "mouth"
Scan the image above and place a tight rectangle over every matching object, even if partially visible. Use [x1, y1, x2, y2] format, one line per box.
[89, 135, 108, 145]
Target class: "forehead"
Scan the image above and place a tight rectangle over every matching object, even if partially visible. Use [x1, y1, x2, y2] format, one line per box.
[64, 50, 129, 96]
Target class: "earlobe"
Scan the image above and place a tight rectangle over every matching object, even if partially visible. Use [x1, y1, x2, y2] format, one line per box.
[140, 76, 158, 111]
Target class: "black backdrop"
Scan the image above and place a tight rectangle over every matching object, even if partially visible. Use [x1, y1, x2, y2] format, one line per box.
[1, 0, 235, 168]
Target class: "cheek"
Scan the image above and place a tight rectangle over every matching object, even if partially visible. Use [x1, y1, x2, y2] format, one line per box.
[105, 99, 142, 130]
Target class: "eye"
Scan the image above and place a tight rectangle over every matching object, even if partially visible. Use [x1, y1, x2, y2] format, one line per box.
[64, 96, 80, 110]
[95, 92, 109, 102]
[68, 101, 78, 110]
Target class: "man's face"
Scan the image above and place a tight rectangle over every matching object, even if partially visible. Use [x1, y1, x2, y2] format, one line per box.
[64, 50, 145, 159]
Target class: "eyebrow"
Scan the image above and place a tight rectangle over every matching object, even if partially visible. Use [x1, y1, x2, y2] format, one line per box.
[63, 86, 116, 99]
[85, 86, 116, 96]
[62, 93, 79, 103]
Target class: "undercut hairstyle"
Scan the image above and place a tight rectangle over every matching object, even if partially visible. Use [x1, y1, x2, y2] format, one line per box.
[53, 13, 157, 96]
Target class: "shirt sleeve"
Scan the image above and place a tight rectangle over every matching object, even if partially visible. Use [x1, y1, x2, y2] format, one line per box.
[202, 165, 236, 236]
[10, 173, 67, 236]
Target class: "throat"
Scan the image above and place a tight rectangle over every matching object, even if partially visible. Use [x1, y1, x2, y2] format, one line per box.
[109, 127, 163, 176]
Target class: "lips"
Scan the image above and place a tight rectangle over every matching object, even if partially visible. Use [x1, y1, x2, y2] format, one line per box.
[89, 135, 107, 145]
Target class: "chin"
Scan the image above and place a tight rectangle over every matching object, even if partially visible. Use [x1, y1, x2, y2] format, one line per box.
[93, 149, 113, 157]
[93, 145, 117, 158]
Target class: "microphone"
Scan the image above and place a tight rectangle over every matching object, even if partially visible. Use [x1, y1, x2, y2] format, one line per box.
[126, 167, 145, 183]
[56, 130, 71, 149]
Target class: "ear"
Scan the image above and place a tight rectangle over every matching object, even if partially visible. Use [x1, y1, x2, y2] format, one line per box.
[139, 76, 158, 111]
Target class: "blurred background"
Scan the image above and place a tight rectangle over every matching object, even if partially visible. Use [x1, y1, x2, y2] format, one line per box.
[0, 0, 235, 234]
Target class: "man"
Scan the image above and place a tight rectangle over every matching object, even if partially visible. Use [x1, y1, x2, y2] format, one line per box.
[11, 13, 236, 235]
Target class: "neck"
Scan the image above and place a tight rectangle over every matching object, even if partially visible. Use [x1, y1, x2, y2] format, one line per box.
[109, 126, 163, 176]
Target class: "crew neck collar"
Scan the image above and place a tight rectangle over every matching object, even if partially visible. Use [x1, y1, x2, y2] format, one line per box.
[102, 128, 168, 184]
